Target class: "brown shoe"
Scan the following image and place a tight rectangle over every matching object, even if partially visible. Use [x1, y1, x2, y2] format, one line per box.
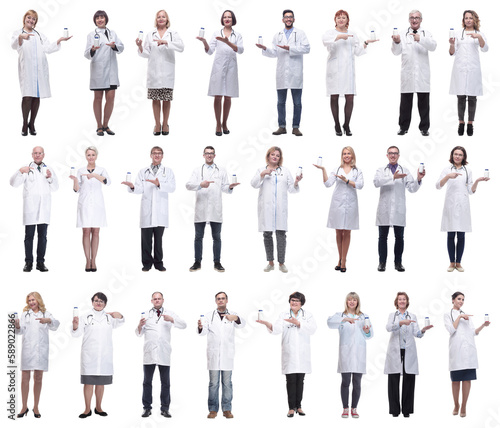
[292, 128, 303, 136]
[207, 411, 217, 419]
[223, 411, 234, 418]
[272, 127, 287, 135]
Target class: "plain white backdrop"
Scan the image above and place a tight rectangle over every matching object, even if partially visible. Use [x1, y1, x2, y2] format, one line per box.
[2, 0, 499, 427]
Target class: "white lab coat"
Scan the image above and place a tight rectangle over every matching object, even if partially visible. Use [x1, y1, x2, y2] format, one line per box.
[71, 309, 124, 376]
[327, 312, 373, 374]
[84, 28, 124, 90]
[15, 310, 60, 371]
[10, 163, 59, 225]
[136, 308, 187, 366]
[262, 28, 310, 89]
[11, 29, 61, 98]
[198, 309, 246, 371]
[444, 309, 478, 371]
[76, 166, 111, 228]
[322, 29, 366, 96]
[138, 29, 184, 89]
[250, 167, 299, 232]
[269, 309, 316, 375]
[436, 165, 473, 232]
[391, 28, 437, 93]
[325, 167, 364, 230]
[449, 30, 488, 96]
[374, 165, 421, 227]
[186, 164, 232, 223]
[128, 165, 176, 228]
[206, 29, 244, 97]
[384, 311, 424, 375]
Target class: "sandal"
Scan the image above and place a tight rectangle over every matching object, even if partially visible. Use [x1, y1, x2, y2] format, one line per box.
[96, 127, 104, 136]
[103, 126, 115, 135]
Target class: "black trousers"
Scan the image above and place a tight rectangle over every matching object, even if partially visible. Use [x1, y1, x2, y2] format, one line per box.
[286, 373, 305, 410]
[399, 92, 430, 132]
[141, 227, 165, 269]
[378, 226, 405, 264]
[24, 224, 48, 263]
[142, 364, 170, 411]
[388, 349, 416, 416]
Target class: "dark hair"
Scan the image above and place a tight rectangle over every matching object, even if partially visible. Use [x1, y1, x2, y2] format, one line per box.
[452, 291, 465, 301]
[449, 146, 468, 166]
[204, 146, 215, 153]
[152, 291, 163, 298]
[335, 10, 350, 28]
[93, 10, 109, 25]
[387, 145, 400, 154]
[283, 9, 294, 17]
[91, 292, 108, 306]
[215, 291, 228, 299]
[394, 292, 409, 309]
[289, 291, 305, 306]
[221, 10, 236, 26]
[150, 146, 163, 154]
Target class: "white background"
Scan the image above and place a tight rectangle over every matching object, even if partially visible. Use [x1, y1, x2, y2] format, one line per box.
[2, 0, 499, 427]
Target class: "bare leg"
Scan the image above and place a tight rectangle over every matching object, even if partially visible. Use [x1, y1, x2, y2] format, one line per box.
[222, 96, 232, 131]
[29, 98, 40, 134]
[93, 91, 104, 129]
[82, 228, 91, 270]
[452, 381, 460, 414]
[103, 90, 115, 129]
[329, 95, 341, 133]
[214, 96, 222, 133]
[90, 228, 100, 269]
[335, 229, 343, 266]
[162, 100, 171, 132]
[83, 384, 93, 413]
[152, 100, 161, 132]
[340, 230, 351, 268]
[95, 385, 105, 412]
[20, 371, 30, 413]
[33, 371, 43, 414]
[461, 381, 471, 416]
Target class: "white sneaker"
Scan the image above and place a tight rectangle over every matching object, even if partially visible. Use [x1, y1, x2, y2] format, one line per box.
[263, 264, 274, 272]
[456, 265, 464, 272]
[279, 264, 288, 273]
[447, 265, 456, 272]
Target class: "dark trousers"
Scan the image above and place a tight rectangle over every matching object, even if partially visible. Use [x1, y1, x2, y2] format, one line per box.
[285, 373, 305, 410]
[457, 95, 477, 122]
[277, 89, 303, 128]
[194, 222, 222, 262]
[388, 349, 415, 416]
[341, 373, 362, 408]
[378, 226, 405, 264]
[142, 364, 170, 411]
[399, 92, 430, 132]
[141, 227, 165, 269]
[447, 232, 465, 263]
[24, 224, 48, 263]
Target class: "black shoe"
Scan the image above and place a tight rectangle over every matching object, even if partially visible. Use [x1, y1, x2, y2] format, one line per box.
[215, 131, 222, 136]
[155, 265, 166, 272]
[33, 410, 41, 418]
[189, 261, 201, 272]
[22, 124, 28, 136]
[36, 262, 48, 272]
[420, 130, 429, 136]
[96, 128, 104, 136]
[79, 411, 92, 418]
[296, 409, 306, 416]
[161, 410, 172, 418]
[403, 414, 410, 418]
[395, 263, 405, 272]
[458, 123, 465, 136]
[23, 262, 33, 272]
[223, 129, 230, 135]
[287, 411, 294, 418]
[214, 262, 225, 272]
[103, 126, 115, 135]
[335, 260, 342, 271]
[334, 124, 342, 136]
[343, 125, 352, 136]
[94, 408, 107, 416]
[17, 408, 29, 418]
[397, 128, 408, 136]
[340, 267, 347, 273]
[28, 122, 37, 136]
[142, 266, 151, 272]
[467, 123, 474, 136]
[378, 263, 386, 272]
[142, 409, 152, 417]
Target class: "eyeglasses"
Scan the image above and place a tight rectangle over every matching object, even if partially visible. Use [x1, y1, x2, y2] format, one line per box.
[283, 16, 294, 20]
[409, 17, 422, 21]
[387, 152, 400, 156]
[151, 152, 163, 155]
[290, 299, 301, 303]
[93, 299, 105, 304]
[32, 152, 44, 155]
[204, 152, 215, 156]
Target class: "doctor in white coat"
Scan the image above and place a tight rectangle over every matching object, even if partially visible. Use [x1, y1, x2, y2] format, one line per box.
[436, 146, 488, 272]
[186, 146, 239, 273]
[136, 10, 184, 135]
[251, 147, 301, 273]
[72, 292, 124, 418]
[392, 10, 436, 136]
[322, 10, 377, 136]
[197, 10, 244, 136]
[257, 9, 310, 136]
[374, 146, 424, 272]
[327, 292, 373, 418]
[84, 10, 124, 136]
[257, 291, 316, 417]
[11, 10, 71, 136]
[10, 146, 59, 272]
[444, 291, 490, 417]
[122, 146, 176, 272]
[136, 292, 187, 418]
[314, 146, 364, 272]
[384, 292, 433, 418]
[14, 292, 60, 418]
[198, 291, 245, 419]
[449, 10, 488, 136]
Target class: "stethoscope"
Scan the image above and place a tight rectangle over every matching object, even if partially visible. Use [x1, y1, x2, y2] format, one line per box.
[27, 161, 47, 174]
[152, 30, 173, 41]
[384, 164, 404, 176]
[286, 308, 304, 328]
[21, 28, 42, 43]
[461, 28, 477, 40]
[278, 30, 297, 44]
[450, 165, 470, 186]
[219, 28, 236, 41]
[393, 310, 412, 344]
[145, 165, 167, 179]
[336, 166, 359, 181]
[210, 309, 230, 323]
[148, 307, 164, 324]
[267, 166, 283, 177]
[405, 27, 425, 38]
[86, 312, 111, 325]
[94, 27, 111, 41]
[23, 310, 45, 322]
[201, 163, 220, 180]
[451, 308, 466, 322]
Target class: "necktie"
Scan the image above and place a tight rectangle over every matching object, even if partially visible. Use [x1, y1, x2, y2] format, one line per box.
[413, 30, 417, 34]
[157, 309, 161, 317]
[37, 165, 41, 172]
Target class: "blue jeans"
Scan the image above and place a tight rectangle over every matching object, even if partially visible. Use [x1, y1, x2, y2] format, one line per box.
[277, 89, 302, 128]
[142, 364, 170, 412]
[195, 222, 222, 262]
[208, 370, 232, 412]
[447, 232, 465, 263]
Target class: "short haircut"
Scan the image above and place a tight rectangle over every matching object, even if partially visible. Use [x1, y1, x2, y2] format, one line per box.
[289, 291, 306, 306]
[283, 9, 294, 17]
[452, 291, 465, 301]
[265, 146, 283, 167]
[215, 291, 228, 299]
[85, 146, 98, 156]
[394, 292, 410, 309]
[152, 291, 164, 298]
[387, 146, 399, 154]
[462, 10, 480, 30]
[155, 10, 170, 29]
[449, 146, 468, 166]
[151, 146, 163, 154]
[93, 10, 109, 25]
[343, 292, 361, 315]
[409, 9, 422, 19]
[204, 146, 215, 153]
[335, 10, 350, 28]
[23, 10, 38, 28]
[91, 292, 108, 306]
[221, 10, 236, 26]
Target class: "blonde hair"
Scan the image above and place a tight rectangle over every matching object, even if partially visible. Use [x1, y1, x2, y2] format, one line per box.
[343, 292, 362, 315]
[340, 146, 357, 168]
[155, 10, 170, 28]
[265, 146, 283, 167]
[462, 10, 480, 30]
[23, 292, 46, 313]
[23, 10, 38, 28]
[85, 146, 98, 156]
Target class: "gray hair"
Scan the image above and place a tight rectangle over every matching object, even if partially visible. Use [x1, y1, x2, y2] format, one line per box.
[409, 9, 422, 19]
[85, 146, 98, 156]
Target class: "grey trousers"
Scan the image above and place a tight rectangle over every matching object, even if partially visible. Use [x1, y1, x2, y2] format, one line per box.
[263, 230, 286, 264]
